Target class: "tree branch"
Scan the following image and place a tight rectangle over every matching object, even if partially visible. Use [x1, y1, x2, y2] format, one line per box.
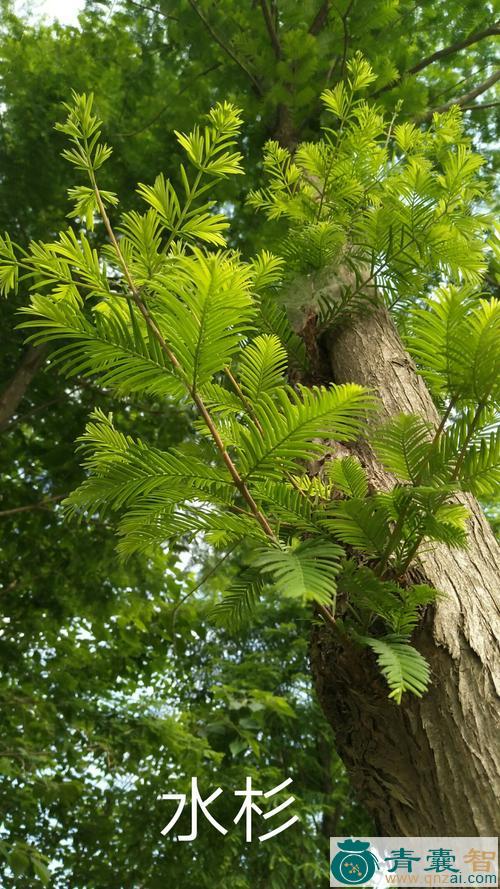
[373, 22, 499, 97]
[117, 62, 223, 137]
[91, 173, 276, 541]
[260, 0, 281, 58]
[461, 100, 500, 112]
[170, 544, 238, 634]
[333, 0, 356, 77]
[309, 0, 330, 36]
[409, 23, 500, 75]
[0, 344, 48, 432]
[125, 0, 178, 20]
[0, 494, 66, 518]
[186, 0, 263, 96]
[418, 70, 500, 122]
[94, 196, 339, 632]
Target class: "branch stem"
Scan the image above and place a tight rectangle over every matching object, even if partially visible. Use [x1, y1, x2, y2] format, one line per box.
[452, 401, 486, 480]
[90, 172, 277, 543]
[187, 0, 263, 96]
[224, 365, 264, 434]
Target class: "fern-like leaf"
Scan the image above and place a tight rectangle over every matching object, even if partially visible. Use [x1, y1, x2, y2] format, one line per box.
[459, 426, 500, 497]
[322, 497, 390, 555]
[407, 286, 500, 404]
[238, 384, 375, 481]
[361, 634, 431, 703]
[238, 335, 287, 405]
[326, 456, 368, 498]
[372, 414, 434, 483]
[65, 409, 233, 516]
[151, 251, 256, 389]
[19, 295, 184, 398]
[211, 580, 262, 629]
[251, 539, 342, 606]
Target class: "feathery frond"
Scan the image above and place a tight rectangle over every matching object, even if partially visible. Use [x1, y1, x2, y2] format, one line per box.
[360, 634, 431, 703]
[251, 539, 342, 606]
[211, 579, 263, 629]
[237, 385, 375, 480]
[406, 286, 500, 404]
[326, 456, 368, 499]
[372, 414, 434, 483]
[238, 335, 287, 405]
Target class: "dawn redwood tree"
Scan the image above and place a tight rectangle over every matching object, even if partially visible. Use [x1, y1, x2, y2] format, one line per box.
[2, 57, 498, 841]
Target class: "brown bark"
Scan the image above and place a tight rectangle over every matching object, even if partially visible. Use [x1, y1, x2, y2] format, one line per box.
[0, 344, 47, 432]
[273, 103, 299, 152]
[308, 304, 500, 834]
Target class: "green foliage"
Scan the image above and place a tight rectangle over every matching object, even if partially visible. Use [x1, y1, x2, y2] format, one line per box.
[322, 496, 391, 556]
[459, 426, 500, 498]
[338, 561, 439, 635]
[249, 58, 488, 325]
[236, 384, 374, 480]
[251, 539, 344, 606]
[19, 292, 184, 398]
[406, 285, 500, 404]
[5, 86, 498, 720]
[326, 456, 369, 499]
[0, 232, 18, 296]
[371, 414, 434, 484]
[3, 94, 373, 604]
[243, 57, 499, 710]
[238, 334, 287, 405]
[361, 634, 431, 703]
[211, 578, 263, 629]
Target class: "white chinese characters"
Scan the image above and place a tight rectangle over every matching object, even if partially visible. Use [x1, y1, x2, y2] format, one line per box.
[160, 776, 298, 843]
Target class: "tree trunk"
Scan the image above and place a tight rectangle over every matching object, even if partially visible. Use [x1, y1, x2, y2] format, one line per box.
[0, 344, 47, 431]
[309, 304, 500, 835]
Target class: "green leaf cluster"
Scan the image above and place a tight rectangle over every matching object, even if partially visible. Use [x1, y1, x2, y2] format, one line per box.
[248, 56, 488, 326]
[3, 84, 498, 709]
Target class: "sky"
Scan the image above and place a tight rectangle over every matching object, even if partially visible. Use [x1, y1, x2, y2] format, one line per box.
[14, 0, 86, 26]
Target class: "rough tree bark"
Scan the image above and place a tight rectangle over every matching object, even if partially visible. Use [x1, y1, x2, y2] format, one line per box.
[307, 301, 500, 834]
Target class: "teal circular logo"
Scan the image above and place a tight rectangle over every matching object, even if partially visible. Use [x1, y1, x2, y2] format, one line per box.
[331, 840, 379, 885]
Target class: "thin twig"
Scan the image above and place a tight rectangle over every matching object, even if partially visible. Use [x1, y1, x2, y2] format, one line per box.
[170, 545, 238, 634]
[425, 61, 493, 104]
[224, 366, 264, 434]
[462, 100, 500, 112]
[372, 22, 500, 97]
[418, 70, 500, 122]
[408, 23, 500, 75]
[452, 401, 487, 480]
[90, 173, 276, 541]
[260, 0, 281, 58]
[339, 0, 355, 78]
[0, 494, 66, 518]
[309, 0, 330, 36]
[117, 63, 222, 138]
[125, 0, 178, 20]
[186, 0, 263, 96]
